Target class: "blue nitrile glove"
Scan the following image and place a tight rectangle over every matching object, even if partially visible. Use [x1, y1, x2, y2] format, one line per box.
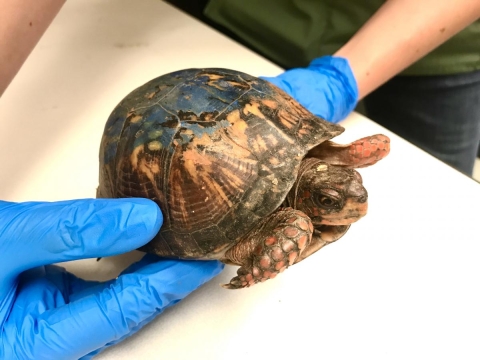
[261, 56, 358, 123]
[0, 199, 224, 360]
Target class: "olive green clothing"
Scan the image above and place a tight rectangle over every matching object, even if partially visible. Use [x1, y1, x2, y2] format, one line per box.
[204, 0, 480, 75]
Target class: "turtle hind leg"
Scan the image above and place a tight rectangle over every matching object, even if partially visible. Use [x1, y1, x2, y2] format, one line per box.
[221, 208, 313, 289]
[307, 134, 390, 168]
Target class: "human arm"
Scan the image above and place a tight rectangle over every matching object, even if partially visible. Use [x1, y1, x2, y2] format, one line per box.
[335, 0, 480, 99]
[0, 0, 65, 96]
[0, 199, 223, 359]
[264, 0, 480, 122]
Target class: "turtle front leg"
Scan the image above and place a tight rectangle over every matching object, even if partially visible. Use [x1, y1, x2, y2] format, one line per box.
[221, 208, 313, 289]
[294, 225, 350, 264]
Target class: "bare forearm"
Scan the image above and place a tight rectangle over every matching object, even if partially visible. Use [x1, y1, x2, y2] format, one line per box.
[0, 0, 65, 96]
[335, 0, 480, 99]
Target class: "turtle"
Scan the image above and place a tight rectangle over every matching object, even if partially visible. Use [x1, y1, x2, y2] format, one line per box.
[97, 68, 390, 289]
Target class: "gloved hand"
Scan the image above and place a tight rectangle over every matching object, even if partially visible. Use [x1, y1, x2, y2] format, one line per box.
[0, 199, 224, 360]
[262, 56, 358, 123]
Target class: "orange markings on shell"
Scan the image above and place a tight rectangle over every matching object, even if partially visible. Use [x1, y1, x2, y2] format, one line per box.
[302, 190, 311, 198]
[308, 222, 314, 233]
[275, 261, 286, 270]
[259, 256, 272, 269]
[265, 236, 277, 246]
[282, 240, 295, 252]
[245, 274, 253, 282]
[288, 252, 298, 265]
[279, 266, 287, 273]
[271, 247, 284, 261]
[284, 226, 299, 238]
[252, 267, 261, 277]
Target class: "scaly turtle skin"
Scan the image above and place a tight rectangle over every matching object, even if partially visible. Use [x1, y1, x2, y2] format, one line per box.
[97, 68, 390, 289]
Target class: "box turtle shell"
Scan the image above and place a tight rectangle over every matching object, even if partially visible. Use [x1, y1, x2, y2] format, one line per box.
[97, 68, 390, 289]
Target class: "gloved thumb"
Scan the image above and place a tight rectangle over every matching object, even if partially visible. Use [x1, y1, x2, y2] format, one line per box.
[10, 259, 223, 360]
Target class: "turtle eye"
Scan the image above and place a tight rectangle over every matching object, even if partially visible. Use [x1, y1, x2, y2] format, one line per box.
[315, 189, 342, 210]
[317, 195, 339, 209]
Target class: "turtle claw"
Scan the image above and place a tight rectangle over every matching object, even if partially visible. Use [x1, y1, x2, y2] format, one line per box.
[222, 267, 257, 289]
[222, 269, 272, 289]
[221, 278, 249, 290]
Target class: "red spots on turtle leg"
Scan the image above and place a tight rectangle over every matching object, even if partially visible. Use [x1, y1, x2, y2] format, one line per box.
[288, 252, 298, 265]
[259, 256, 272, 269]
[271, 247, 284, 261]
[283, 226, 299, 238]
[346, 135, 391, 167]
[297, 235, 308, 250]
[265, 236, 278, 246]
[263, 270, 273, 279]
[296, 218, 310, 231]
[282, 240, 295, 252]
[223, 208, 313, 289]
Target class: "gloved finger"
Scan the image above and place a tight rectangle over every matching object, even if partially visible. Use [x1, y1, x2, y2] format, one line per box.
[15, 265, 102, 303]
[23, 259, 223, 360]
[68, 254, 164, 301]
[8, 258, 163, 323]
[83, 303, 161, 359]
[0, 198, 162, 276]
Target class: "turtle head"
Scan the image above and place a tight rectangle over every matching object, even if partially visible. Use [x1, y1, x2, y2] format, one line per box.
[288, 159, 368, 226]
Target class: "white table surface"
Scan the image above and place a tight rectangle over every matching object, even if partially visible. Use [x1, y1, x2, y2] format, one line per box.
[1, 1, 479, 359]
